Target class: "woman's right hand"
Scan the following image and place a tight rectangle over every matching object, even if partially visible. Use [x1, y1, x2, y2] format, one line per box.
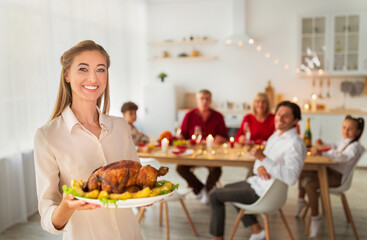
[61, 193, 100, 211]
[238, 135, 246, 144]
[52, 194, 101, 230]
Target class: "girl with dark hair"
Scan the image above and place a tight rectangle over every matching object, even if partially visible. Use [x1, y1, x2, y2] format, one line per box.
[297, 115, 365, 238]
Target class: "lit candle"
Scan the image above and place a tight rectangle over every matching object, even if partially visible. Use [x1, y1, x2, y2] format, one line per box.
[229, 137, 235, 148]
[304, 103, 310, 112]
[311, 94, 317, 112]
[161, 138, 169, 152]
[190, 134, 196, 145]
[206, 134, 214, 149]
[292, 97, 298, 104]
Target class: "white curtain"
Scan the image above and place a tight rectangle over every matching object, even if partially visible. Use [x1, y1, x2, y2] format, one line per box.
[0, 0, 146, 233]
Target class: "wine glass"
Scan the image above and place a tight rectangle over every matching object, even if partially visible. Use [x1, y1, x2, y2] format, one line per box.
[194, 126, 202, 144]
[243, 122, 251, 143]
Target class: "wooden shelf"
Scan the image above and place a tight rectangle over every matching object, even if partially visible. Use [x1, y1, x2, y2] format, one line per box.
[148, 39, 216, 46]
[150, 56, 217, 61]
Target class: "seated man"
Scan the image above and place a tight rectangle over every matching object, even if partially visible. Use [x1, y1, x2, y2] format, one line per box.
[177, 89, 228, 204]
[209, 101, 307, 240]
[121, 101, 150, 153]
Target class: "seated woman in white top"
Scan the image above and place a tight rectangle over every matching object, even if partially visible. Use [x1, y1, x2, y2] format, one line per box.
[34, 40, 143, 239]
[297, 115, 365, 238]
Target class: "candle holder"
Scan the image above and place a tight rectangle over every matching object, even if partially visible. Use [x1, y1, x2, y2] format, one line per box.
[206, 134, 214, 150]
[161, 138, 169, 152]
[229, 137, 235, 148]
[190, 134, 197, 146]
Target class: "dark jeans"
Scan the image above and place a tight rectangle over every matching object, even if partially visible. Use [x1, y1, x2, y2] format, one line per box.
[176, 165, 222, 194]
[209, 181, 260, 237]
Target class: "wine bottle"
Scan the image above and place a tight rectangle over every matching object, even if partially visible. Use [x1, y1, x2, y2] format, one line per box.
[304, 118, 312, 148]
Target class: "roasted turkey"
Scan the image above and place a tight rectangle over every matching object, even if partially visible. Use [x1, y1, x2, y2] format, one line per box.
[82, 160, 169, 194]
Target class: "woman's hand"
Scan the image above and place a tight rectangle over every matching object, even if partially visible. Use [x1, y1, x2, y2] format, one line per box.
[52, 194, 100, 230]
[61, 194, 100, 211]
[257, 166, 271, 180]
[238, 135, 246, 144]
[249, 146, 266, 161]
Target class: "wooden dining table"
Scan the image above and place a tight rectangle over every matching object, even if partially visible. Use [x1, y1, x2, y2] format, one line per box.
[138, 146, 337, 240]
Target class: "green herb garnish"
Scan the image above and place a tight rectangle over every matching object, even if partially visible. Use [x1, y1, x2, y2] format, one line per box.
[100, 198, 118, 209]
[62, 185, 82, 197]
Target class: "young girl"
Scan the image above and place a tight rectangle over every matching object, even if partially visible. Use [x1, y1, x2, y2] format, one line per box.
[297, 115, 364, 238]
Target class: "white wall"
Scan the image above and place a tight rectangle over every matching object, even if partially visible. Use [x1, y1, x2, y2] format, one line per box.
[143, 0, 367, 118]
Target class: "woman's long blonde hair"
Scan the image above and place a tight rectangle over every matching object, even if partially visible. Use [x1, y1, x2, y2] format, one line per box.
[50, 40, 111, 120]
[252, 92, 271, 115]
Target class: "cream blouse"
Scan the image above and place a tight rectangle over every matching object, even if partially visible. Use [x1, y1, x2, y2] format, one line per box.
[34, 106, 143, 240]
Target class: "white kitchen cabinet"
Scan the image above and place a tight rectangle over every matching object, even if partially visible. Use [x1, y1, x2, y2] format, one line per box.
[300, 15, 328, 71]
[299, 12, 367, 76]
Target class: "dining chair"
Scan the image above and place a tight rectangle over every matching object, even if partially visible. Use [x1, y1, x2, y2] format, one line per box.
[138, 158, 198, 240]
[303, 168, 360, 239]
[227, 179, 294, 240]
[137, 188, 198, 240]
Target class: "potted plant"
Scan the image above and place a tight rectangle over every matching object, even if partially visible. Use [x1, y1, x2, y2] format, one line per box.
[158, 72, 168, 82]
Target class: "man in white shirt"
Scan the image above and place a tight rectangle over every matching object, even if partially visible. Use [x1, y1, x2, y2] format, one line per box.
[209, 101, 307, 240]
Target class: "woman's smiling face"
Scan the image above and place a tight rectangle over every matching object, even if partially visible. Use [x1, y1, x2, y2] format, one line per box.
[66, 50, 108, 104]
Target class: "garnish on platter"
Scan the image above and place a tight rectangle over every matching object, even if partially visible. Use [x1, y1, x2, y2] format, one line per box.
[62, 160, 178, 208]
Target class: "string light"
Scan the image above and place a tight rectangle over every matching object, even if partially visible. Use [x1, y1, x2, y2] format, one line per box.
[274, 59, 279, 64]
[284, 64, 290, 70]
[248, 38, 254, 44]
[256, 45, 262, 51]
[265, 52, 271, 58]
[226, 38, 232, 45]
[237, 41, 243, 47]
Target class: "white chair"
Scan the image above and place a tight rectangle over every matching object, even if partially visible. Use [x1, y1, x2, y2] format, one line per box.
[228, 180, 294, 240]
[137, 188, 198, 240]
[137, 159, 198, 240]
[302, 153, 363, 239]
[303, 169, 360, 239]
[329, 171, 359, 240]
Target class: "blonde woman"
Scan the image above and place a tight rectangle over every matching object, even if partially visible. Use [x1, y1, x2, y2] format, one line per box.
[235, 93, 275, 144]
[34, 40, 143, 239]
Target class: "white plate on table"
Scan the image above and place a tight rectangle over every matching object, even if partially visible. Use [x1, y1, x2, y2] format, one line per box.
[168, 148, 194, 156]
[75, 190, 176, 208]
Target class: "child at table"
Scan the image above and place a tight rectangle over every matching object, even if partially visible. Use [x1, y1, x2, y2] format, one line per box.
[297, 115, 364, 238]
[121, 101, 150, 153]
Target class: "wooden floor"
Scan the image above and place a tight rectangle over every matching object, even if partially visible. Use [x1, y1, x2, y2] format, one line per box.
[1, 166, 366, 240]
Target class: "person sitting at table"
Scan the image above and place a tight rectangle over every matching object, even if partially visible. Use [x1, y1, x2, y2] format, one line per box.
[177, 89, 229, 204]
[121, 101, 150, 153]
[235, 92, 275, 145]
[209, 101, 306, 240]
[297, 115, 364, 238]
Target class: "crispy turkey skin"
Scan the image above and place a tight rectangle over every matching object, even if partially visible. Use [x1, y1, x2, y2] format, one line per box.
[82, 160, 169, 194]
